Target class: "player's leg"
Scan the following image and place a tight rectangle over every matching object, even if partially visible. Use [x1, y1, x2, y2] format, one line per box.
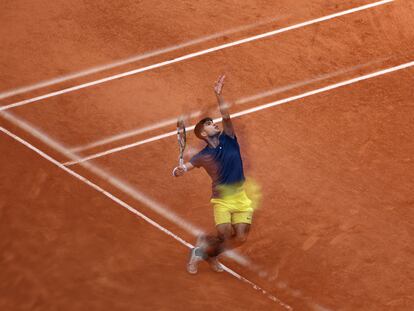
[204, 223, 234, 258]
[206, 204, 233, 257]
[206, 195, 253, 256]
[233, 222, 251, 244]
[188, 224, 231, 273]
[216, 223, 234, 240]
[187, 235, 208, 274]
[230, 188, 253, 245]
[206, 223, 244, 257]
[186, 205, 231, 274]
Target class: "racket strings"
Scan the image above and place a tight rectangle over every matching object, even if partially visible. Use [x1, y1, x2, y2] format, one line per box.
[177, 118, 187, 165]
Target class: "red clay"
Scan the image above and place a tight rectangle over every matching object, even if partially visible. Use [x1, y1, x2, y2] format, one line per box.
[1, 0, 414, 310]
[1, 0, 372, 92]
[3, 1, 413, 152]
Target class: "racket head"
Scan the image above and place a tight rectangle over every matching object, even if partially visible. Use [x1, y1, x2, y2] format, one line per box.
[176, 116, 187, 165]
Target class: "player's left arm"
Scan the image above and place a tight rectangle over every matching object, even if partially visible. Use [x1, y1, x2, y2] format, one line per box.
[214, 75, 235, 138]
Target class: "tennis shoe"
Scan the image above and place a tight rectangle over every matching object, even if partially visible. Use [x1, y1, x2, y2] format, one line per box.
[187, 247, 204, 274]
[207, 256, 224, 272]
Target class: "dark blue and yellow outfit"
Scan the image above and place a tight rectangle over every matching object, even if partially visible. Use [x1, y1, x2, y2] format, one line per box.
[190, 133, 254, 225]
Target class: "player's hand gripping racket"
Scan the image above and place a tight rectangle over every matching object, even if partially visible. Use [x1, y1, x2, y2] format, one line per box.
[172, 116, 187, 176]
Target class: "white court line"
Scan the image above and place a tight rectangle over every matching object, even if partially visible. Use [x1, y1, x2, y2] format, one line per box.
[71, 110, 203, 153]
[0, 0, 393, 112]
[0, 110, 203, 237]
[63, 60, 414, 166]
[64, 128, 189, 166]
[0, 15, 284, 101]
[70, 60, 384, 154]
[0, 125, 291, 310]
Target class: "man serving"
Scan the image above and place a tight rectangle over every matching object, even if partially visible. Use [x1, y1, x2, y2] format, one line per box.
[173, 75, 254, 274]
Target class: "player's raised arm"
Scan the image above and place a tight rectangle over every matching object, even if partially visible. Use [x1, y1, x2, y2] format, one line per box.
[214, 75, 235, 138]
[173, 162, 194, 177]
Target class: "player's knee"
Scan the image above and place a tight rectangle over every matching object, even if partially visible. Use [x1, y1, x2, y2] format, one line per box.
[235, 233, 248, 244]
[219, 231, 232, 241]
[204, 235, 221, 247]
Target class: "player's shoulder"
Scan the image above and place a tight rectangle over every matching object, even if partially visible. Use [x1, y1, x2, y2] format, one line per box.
[199, 145, 211, 154]
[220, 132, 237, 142]
[192, 146, 209, 159]
[190, 146, 211, 168]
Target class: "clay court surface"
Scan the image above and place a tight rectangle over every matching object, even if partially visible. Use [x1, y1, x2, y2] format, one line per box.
[1, 1, 414, 310]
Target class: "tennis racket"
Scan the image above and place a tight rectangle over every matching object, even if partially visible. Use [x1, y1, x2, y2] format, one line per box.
[176, 116, 187, 167]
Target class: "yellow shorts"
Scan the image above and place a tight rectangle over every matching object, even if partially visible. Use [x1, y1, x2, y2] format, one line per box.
[210, 189, 254, 225]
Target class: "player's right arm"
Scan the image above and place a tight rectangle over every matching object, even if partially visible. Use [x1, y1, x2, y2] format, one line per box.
[173, 162, 195, 177]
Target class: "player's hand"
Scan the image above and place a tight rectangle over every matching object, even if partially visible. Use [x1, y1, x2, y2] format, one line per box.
[172, 166, 186, 177]
[214, 74, 226, 96]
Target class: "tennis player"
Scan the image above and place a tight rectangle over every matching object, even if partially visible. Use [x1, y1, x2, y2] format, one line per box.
[173, 75, 254, 274]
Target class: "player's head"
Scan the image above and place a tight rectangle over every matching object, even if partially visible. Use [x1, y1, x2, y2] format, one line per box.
[194, 117, 220, 141]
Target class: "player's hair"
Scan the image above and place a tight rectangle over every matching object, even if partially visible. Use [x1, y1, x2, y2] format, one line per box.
[194, 117, 213, 140]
